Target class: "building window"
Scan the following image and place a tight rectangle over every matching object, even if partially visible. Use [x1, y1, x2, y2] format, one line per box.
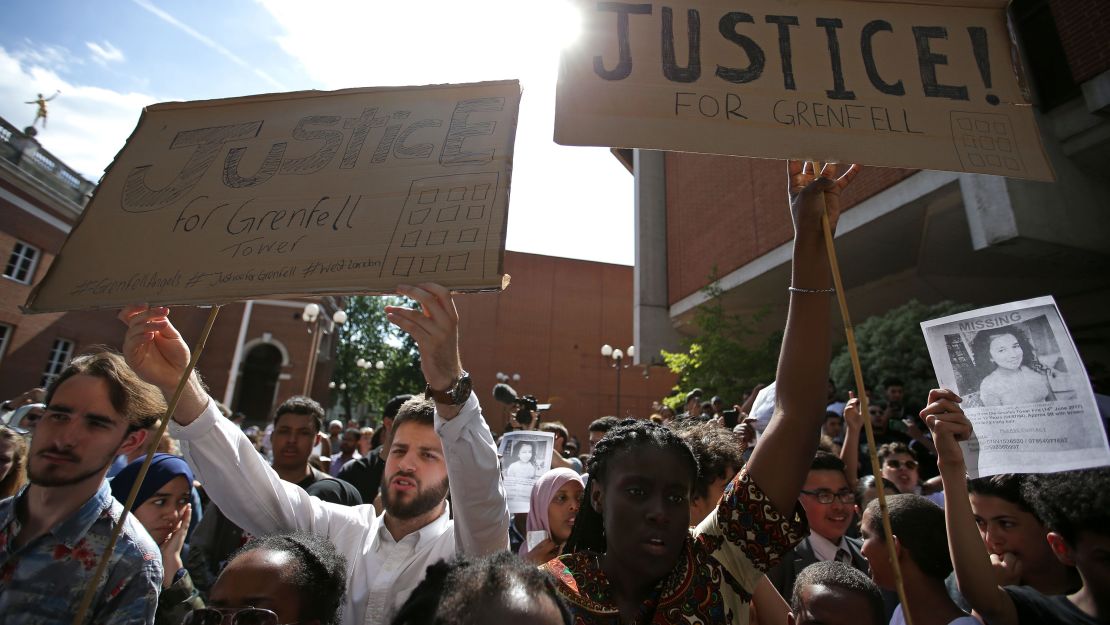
[4, 241, 41, 285]
[0, 324, 11, 364]
[42, 338, 74, 387]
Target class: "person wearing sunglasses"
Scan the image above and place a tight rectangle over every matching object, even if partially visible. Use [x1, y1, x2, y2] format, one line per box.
[767, 452, 870, 601]
[183, 530, 347, 625]
[878, 442, 944, 506]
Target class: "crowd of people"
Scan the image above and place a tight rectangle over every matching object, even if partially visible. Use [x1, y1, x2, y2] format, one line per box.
[0, 163, 1106, 625]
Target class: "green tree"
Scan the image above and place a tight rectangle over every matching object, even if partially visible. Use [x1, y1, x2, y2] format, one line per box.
[331, 295, 425, 424]
[829, 299, 972, 408]
[660, 274, 783, 410]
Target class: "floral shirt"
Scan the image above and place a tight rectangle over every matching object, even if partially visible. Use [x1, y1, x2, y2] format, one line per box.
[0, 481, 163, 625]
[542, 470, 807, 624]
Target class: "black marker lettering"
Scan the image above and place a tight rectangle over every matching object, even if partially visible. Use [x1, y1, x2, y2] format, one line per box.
[861, 20, 905, 95]
[816, 18, 856, 100]
[662, 7, 701, 82]
[716, 12, 765, 84]
[913, 26, 969, 100]
[764, 15, 799, 90]
[594, 2, 652, 80]
[121, 121, 261, 212]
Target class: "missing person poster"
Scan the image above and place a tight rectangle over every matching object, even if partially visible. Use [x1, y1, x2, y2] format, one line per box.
[498, 430, 556, 513]
[921, 296, 1110, 477]
[556, 0, 1054, 181]
[24, 80, 521, 313]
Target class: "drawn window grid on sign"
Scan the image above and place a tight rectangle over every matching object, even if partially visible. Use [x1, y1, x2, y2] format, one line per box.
[950, 112, 1025, 175]
[383, 173, 499, 279]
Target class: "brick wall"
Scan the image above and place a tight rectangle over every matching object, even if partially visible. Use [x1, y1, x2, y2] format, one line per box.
[1049, 0, 1110, 83]
[665, 154, 915, 305]
[456, 251, 677, 443]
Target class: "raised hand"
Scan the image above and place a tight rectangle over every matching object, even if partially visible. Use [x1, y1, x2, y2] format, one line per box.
[843, 391, 863, 431]
[920, 388, 971, 466]
[385, 284, 463, 395]
[523, 536, 561, 565]
[159, 503, 191, 589]
[118, 306, 191, 395]
[787, 160, 860, 238]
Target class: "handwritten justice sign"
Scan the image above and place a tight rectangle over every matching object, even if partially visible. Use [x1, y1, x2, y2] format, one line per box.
[555, 0, 1054, 181]
[25, 81, 521, 313]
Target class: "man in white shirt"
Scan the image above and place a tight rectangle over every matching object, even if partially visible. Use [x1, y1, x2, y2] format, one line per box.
[118, 283, 509, 625]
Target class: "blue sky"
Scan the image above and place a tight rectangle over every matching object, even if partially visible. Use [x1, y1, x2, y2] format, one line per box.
[0, 0, 634, 265]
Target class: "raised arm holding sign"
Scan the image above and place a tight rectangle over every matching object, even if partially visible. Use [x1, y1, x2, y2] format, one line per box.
[118, 287, 509, 625]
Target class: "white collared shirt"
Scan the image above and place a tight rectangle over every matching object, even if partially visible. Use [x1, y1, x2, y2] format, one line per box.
[808, 529, 851, 563]
[170, 394, 508, 625]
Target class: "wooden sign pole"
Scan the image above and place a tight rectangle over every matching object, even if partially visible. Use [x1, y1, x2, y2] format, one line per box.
[812, 163, 913, 625]
[72, 305, 222, 625]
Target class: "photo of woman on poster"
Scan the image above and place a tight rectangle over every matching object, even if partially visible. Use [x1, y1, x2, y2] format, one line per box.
[972, 326, 1056, 407]
[505, 441, 541, 479]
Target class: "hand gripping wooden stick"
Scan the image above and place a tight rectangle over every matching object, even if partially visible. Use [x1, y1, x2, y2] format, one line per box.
[72, 305, 222, 625]
[811, 163, 913, 625]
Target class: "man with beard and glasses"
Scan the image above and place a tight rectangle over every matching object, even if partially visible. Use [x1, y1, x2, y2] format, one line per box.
[119, 283, 509, 625]
[0, 352, 164, 624]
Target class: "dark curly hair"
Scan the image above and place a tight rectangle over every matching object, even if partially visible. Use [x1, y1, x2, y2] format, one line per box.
[1023, 468, 1110, 546]
[230, 531, 348, 625]
[971, 326, 1047, 378]
[563, 419, 699, 554]
[675, 422, 744, 500]
[390, 551, 572, 625]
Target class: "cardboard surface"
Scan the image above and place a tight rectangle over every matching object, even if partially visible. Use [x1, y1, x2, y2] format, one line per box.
[556, 0, 1053, 181]
[25, 81, 521, 313]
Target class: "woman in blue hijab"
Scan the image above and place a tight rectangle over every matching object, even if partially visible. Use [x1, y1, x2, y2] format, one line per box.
[111, 453, 203, 625]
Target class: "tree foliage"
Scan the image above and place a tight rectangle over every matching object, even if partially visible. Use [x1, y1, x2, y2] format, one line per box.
[829, 299, 972, 408]
[660, 275, 783, 410]
[331, 295, 425, 424]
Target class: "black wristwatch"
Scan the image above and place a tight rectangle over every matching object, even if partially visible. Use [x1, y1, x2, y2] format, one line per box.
[425, 372, 472, 406]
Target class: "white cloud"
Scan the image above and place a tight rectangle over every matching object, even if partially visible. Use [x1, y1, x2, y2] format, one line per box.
[10, 40, 83, 72]
[86, 40, 125, 65]
[257, 0, 634, 265]
[0, 46, 157, 180]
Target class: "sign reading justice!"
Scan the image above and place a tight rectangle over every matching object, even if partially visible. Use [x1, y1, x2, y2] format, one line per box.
[25, 81, 521, 313]
[556, 0, 1053, 181]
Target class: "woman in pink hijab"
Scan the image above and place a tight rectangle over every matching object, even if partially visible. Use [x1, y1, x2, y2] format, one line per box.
[520, 467, 585, 564]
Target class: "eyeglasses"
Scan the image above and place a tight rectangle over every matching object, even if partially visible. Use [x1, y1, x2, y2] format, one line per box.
[182, 607, 295, 625]
[800, 489, 855, 504]
[884, 459, 918, 470]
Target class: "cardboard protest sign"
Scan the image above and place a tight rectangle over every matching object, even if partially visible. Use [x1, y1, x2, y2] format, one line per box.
[556, 0, 1054, 181]
[24, 81, 521, 313]
[921, 296, 1110, 478]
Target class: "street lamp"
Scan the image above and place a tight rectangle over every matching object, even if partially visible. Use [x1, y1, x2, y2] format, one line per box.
[302, 303, 347, 397]
[600, 344, 635, 417]
[496, 372, 521, 383]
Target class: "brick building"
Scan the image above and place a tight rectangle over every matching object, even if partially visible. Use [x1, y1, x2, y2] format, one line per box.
[455, 251, 678, 441]
[625, 0, 1110, 390]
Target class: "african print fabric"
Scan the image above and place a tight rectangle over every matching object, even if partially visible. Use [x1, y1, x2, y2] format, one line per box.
[542, 470, 807, 624]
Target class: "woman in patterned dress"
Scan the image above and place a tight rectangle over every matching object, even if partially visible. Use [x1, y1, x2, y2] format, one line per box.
[540, 162, 860, 624]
